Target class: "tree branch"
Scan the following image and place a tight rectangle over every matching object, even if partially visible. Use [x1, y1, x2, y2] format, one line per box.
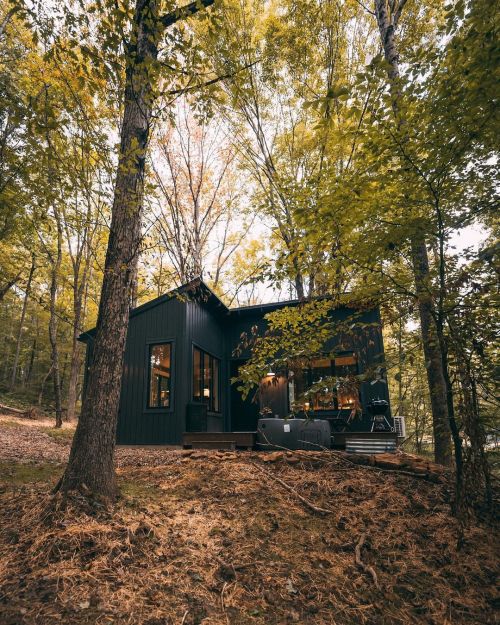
[0, 6, 21, 38]
[166, 60, 259, 95]
[160, 0, 216, 28]
[353, 0, 375, 16]
[394, 0, 409, 27]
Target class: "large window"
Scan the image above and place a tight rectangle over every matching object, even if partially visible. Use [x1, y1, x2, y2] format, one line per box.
[148, 343, 172, 408]
[193, 347, 220, 412]
[289, 353, 359, 411]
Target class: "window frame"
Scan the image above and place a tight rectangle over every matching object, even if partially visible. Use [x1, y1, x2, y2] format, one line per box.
[192, 344, 221, 414]
[288, 351, 360, 413]
[144, 339, 175, 412]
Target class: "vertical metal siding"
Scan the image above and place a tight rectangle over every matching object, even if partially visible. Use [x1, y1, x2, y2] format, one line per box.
[186, 300, 227, 429]
[111, 296, 391, 445]
[117, 297, 187, 445]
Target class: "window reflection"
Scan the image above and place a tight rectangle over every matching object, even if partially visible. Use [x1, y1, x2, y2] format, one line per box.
[193, 347, 220, 412]
[149, 343, 172, 408]
[289, 353, 359, 411]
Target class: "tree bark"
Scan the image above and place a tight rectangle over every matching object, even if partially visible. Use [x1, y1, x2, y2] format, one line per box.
[24, 315, 38, 386]
[66, 215, 93, 421]
[49, 208, 64, 428]
[66, 293, 84, 421]
[411, 238, 452, 465]
[58, 0, 162, 498]
[58, 0, 216, 498]
[374, 0, 452, 465]
[38, 364, 53, 407]
[9, 255, 35, 389]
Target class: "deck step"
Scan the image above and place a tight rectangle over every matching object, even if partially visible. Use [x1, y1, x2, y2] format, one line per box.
[182, 431, 256, 450]
[190, 440, 236, 450]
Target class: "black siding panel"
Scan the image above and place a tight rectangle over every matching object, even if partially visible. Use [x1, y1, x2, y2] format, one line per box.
[186, 300, 228, 432]
[117, 297, 187, 445]
[226, 306, 391, 431]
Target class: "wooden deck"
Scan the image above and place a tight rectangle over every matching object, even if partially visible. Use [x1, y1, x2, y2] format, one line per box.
[183, 429, 398, 452]
[182, 431, 257, 450]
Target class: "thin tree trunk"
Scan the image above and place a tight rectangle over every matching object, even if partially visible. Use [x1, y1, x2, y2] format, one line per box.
[38, 364, 53, 407]
[2, 304, 15, 381]
[9, 256, 35, 389]
[66, 298, 83, 420]
[0, 271, 22, 303]
[374, 0, 452, 465]
[48, 212, 64, 428]
[396, 313, 403, 415]
[411, 238, 452, 465]
[24, 316, 38, 386]
[66, 254, 90, 421]
[294, 271, 305, 300]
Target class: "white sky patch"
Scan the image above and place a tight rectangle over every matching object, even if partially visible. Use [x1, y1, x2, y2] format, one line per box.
[447, 223, 490, 260]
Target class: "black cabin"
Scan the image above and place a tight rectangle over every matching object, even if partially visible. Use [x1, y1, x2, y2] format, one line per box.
[79, 280, 391, 445]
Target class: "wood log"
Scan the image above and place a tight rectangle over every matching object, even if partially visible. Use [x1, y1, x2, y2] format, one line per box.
[0, 403, 37, 419]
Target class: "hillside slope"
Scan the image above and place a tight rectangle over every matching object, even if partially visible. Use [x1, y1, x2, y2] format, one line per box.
[0, 415, 498, 625]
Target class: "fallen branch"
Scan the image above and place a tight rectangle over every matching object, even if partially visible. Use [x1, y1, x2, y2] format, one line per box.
[335, 452, 446, 483]
[251, 461, 333, 515]
[354, 533, 380, 590]
[0, 403, 37, 419]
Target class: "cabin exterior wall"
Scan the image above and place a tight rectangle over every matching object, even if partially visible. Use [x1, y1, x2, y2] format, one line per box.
[185, 300, 228, 433]
[116, 297, 187, 445]
[80, 286, 391, 445]
[226, 306, 390, 431]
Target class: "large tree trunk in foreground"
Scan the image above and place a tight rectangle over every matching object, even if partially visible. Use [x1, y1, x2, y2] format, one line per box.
[58, 0, 161, 498]
[374, 0, 452, 465]
[57, 0, 216, 498]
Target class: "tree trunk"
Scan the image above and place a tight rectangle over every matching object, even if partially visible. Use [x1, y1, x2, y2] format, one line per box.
[24, 316, 38, 386]
[49, 213, 64, 428]
[57, 0, 162, 498]
[411, 238, 452, 465]
[66, 262, 88, 421]
[374, 0, 452, 465]
[57, 0, 216, 499]
[66, 310, 83, 420]
[9, 256, 35, 389]
[38, 365, 53, 407]
[294, 271, 305, 300]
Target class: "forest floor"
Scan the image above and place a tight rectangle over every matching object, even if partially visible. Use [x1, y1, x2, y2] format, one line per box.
[0, 414, 498, 625]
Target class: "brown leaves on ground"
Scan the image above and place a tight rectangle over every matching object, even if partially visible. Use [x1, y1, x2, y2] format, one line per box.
[0, 416, 498, 625]
[0, 414, 74, 464]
